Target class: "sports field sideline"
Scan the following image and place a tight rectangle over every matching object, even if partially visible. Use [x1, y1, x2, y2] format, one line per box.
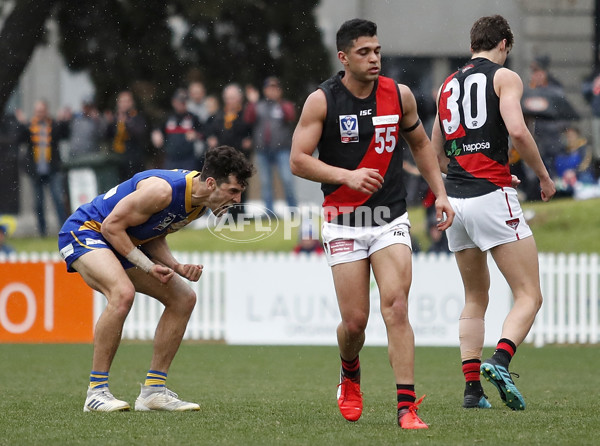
[0, 343, 597, 445]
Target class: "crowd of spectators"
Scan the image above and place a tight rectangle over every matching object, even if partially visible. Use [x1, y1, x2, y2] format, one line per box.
[518, 55, 600, 200]
[1, 59, 599, 244]
[0, 78, 300, 237]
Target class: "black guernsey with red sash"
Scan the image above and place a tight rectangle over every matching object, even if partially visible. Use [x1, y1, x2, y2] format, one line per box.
[318, 72, 407, 226]
[437, 57, 512, 198]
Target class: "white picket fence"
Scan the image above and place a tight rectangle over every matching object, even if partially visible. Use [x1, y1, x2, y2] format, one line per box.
[532, 253, 599, 346]
[101, 252, 600, 347]
[3, 251, 599, 346]
[107, 252, 227, 341]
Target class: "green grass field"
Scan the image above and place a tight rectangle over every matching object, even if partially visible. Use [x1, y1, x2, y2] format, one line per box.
[3, 198, 599, 444]
[0, 343, 598, 445]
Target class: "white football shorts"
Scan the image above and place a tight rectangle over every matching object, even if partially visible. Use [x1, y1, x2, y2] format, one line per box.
[446, 187, 533, 252]
[322, 213, 412, 266]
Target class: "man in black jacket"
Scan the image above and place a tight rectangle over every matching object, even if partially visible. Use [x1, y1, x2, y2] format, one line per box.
[20, 100, 70, 236]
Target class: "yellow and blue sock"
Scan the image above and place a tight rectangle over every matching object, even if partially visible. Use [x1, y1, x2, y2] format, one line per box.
[89, 371, 109, 389]
[144, 370, 167, 387]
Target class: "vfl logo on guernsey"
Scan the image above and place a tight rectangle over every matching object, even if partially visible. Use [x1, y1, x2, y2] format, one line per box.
[339, 115, 359, 143]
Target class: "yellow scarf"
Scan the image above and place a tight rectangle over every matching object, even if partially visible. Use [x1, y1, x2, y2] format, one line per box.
[112, 119, 128, 154]
[112, 110, 137, 153]
[224, 111, 238, 130]
[29, 117, 52, 163]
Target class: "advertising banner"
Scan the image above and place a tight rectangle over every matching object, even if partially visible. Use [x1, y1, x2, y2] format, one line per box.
[225, 253, 510, 346]
[0, 262, 94, 343]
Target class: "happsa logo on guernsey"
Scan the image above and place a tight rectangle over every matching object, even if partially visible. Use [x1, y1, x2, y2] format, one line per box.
[462, 141, 490, 152]
[207, 203, 279, 243]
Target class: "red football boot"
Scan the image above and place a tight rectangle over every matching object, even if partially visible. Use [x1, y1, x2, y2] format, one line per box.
[337, 369, 363, 422]
[398, 395, 428, 429]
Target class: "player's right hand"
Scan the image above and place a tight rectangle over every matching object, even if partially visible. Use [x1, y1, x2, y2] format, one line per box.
[540, 177, 556, 202]
[150, 264, 175, 284]
[511, 174, 521, 188]
[175, 263, 203, 282]
[346, 168, 384, 194]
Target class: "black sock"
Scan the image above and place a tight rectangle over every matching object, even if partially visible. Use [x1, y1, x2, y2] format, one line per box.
[341, 355, 360, 381]
[464, 381, 484, 397]
[492, 338, 517, 368]
[397, 384, 416, 411]
[462, 359, 483, 396]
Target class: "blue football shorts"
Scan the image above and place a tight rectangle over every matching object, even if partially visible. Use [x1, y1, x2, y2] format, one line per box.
[58, 218, 134, 272]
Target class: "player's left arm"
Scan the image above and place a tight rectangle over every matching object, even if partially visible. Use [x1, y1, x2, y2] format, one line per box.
[496, 68, 555, 201]
[431, 118, 450, 174]
[398, 84, 454, 230]
[102, 178, 171, 250]
[143, 236, 203, 282]
[101, 177, 175, 282]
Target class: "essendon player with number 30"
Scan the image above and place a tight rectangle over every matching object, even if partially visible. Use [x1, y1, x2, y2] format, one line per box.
[290, 18, 454, 429]
[431, 15, 556, 412]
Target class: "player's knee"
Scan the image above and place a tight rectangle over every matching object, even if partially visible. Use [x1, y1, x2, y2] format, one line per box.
[516, 290, 543, 313]
[108, 283, 136, 316]
[381, 297, 409, 326]
[533, 293, 543, 312]
[181, 289, 197, 315]
[343, 313, 368, 335]
[167, 287, 197, 316]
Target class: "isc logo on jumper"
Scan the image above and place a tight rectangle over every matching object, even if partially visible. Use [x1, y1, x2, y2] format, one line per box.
[339, 115, 359, 143]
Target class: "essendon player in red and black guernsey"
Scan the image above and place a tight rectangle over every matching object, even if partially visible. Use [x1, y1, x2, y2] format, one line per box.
[437, 57, 513, 198]
[317, 72, 409, 226]
[432, 15, 555, 413]
[291, 18, 453, 429]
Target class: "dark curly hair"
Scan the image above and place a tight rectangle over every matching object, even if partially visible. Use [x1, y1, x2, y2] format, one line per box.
[470, 15, 514, 53]
[200, 145, 254, 188]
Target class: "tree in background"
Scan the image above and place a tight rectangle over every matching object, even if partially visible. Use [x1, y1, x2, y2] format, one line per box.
[0, 0, 59, 115]
[0, 0, 331, 123]
[174, 0, 330, 110]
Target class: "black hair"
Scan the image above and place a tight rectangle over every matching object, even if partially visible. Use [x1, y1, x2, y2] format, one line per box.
[200, 145, 254, 188]
[336, 19, 377, 53]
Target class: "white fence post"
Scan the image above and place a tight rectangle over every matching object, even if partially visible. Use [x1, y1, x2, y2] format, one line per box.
[589, 254, 600, 344]
[532, 253, 547, 347]
[577, 253, 588, 343]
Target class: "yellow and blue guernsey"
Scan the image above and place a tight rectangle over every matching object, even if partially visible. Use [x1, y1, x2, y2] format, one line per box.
[58, 169, 206, 272]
